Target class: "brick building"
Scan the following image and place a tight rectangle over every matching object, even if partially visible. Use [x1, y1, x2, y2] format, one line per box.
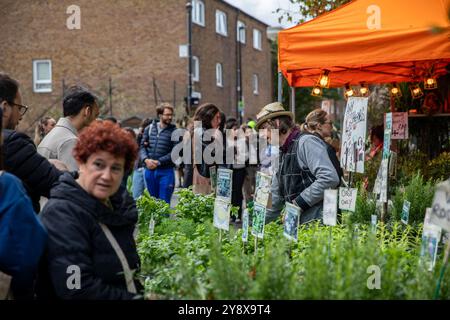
[0, 0, 272, 133]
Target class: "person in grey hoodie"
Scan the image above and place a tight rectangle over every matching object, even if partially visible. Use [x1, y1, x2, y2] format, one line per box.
[255, 102, 340, 225]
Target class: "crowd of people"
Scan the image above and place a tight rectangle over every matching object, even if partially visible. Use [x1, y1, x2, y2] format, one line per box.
[0, 72, 383, 300]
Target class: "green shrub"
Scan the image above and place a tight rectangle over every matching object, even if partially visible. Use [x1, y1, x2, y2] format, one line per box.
[391, 173, 434, 225]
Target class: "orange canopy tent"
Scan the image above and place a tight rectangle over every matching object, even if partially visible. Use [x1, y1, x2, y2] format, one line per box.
[278, 0, 450, 88]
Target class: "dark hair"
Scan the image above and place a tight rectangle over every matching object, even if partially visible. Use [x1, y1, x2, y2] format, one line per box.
[63, 86, 97, 117]
[219, 112, 226, 132]
[123, 127, 137, 140]
[73, 121, 138, 172]
[370, 125, 384, 142]
[0, 73, 19, 104]
[140, 118, 152, 129]
[225, 117, 238, 130]
[156, 103, 174, 116]
[193, 103, 220, 129]
[104, 116, 118, 124]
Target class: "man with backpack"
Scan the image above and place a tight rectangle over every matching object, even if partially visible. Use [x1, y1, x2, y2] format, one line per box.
[139, 103, 177, 203]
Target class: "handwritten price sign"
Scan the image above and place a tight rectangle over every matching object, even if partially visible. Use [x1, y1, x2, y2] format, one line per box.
[391, 112, 408, 140]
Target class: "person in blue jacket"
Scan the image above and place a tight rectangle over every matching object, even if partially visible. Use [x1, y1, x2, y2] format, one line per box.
[0, 107, 47, 299]
[139, 103, 177, 203]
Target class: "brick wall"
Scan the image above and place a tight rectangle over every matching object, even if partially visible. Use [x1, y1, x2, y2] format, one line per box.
[0, 0, 272, 133]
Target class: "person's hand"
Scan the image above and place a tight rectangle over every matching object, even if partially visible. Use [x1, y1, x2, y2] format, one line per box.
[48, 159, 69, 171]
[145, 159, 157, 170]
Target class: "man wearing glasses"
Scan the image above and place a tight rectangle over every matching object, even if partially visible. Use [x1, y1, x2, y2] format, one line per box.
[0, 73, 61, 212]
[139, 103, 177, 204]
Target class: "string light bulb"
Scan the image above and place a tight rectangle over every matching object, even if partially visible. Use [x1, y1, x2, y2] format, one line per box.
[424, 77, 437, 90]
[317, 69, 330, 88]
[311, 85, 323, 97]
[410, 83, 424, 99]
[359, 82, 370, 96]
[344, 83, 354, 99]
[390, 82, 402, 98]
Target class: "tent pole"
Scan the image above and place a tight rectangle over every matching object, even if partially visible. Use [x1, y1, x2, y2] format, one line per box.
[290, 86, 295, 118]
[277, 71, 283, 102]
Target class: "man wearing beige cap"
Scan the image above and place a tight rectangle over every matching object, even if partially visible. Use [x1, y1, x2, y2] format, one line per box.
[256, 102, 340, 224]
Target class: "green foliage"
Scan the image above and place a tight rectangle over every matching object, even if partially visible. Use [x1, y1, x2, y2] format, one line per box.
[391, 173, 435, 225]
[174, 187, 215, 223]
[347, 183, 377, 225]
[426, 152, 450, 181]
[136, 189, 172, 238]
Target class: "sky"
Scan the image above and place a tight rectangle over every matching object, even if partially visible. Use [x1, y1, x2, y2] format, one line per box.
[223, 0, 302, 29]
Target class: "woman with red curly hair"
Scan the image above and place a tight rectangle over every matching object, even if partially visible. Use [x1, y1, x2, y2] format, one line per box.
[37, 121, 142, 300]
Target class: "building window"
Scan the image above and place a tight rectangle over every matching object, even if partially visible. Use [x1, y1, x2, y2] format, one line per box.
[237, 21, 246, 43]
[253, 29, 262, 50]
[33, 60, 52, 93]
[215, 10, 227, 36]
[216, 63, 223, 87]
[192, 0, 205, 26]
[192, 56, 199, 82]
[253, 74, 259, 95]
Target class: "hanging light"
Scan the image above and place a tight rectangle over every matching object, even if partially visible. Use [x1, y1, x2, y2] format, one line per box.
[359, 82, 370, 96]
[424, 77, 438, 90]
[317, 69, 330, 88]
[311, 85, 323, 97]
[390, 82, 402, 98]
[344, 83, 354, 99]
[410, 83, 424, 99]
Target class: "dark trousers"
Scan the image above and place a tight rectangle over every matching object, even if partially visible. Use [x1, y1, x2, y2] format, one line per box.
[231, 168, 246, 220]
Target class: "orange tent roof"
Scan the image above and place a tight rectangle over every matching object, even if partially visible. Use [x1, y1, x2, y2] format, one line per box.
[278, 0, 450, 87]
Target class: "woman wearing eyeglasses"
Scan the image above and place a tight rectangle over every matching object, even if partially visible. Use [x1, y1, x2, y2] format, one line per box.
[300, 108, 343, 184]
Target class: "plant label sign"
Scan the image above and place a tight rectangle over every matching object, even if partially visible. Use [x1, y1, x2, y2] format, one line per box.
[213, 198, 231, 231]
[251, 203, 266, 239]
[216, 168, 232, 203]
[420, 224, 442, 271]
[323, 189, 338, 226]
[338, 187, 357, 212]
[149, 217, 155, 236]
[391, 112, 408, 140]
[371, 214, 377, 232]
[373, 164, 383, 195]
[383, 113, 392, 160]
[242, 209, 249, 242]
[379, 159, 389, 203]
[254, 171, 272, 207]
[340, 97, 368, 173]
[210, 166, 217, 193]
[429, 179, 450, 233]
[401, 200, 411, 224]
[283, 202, 301, 241]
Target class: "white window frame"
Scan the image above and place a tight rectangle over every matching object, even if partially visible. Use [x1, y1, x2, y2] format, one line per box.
[253, 74, 259, 95]
[192, 0, 205, 27]
[253, 28, 262, 50]
[33, 59, 52, 93]
[215, 10, 227, 36]
[192, 56, 200, 82]
[216, 63, 223, 87]
[237, 21, 246, 44]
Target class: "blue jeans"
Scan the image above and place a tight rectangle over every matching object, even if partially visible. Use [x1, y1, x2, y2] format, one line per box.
[144, 167, 175, 204]
[132, 167, 147, 200]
